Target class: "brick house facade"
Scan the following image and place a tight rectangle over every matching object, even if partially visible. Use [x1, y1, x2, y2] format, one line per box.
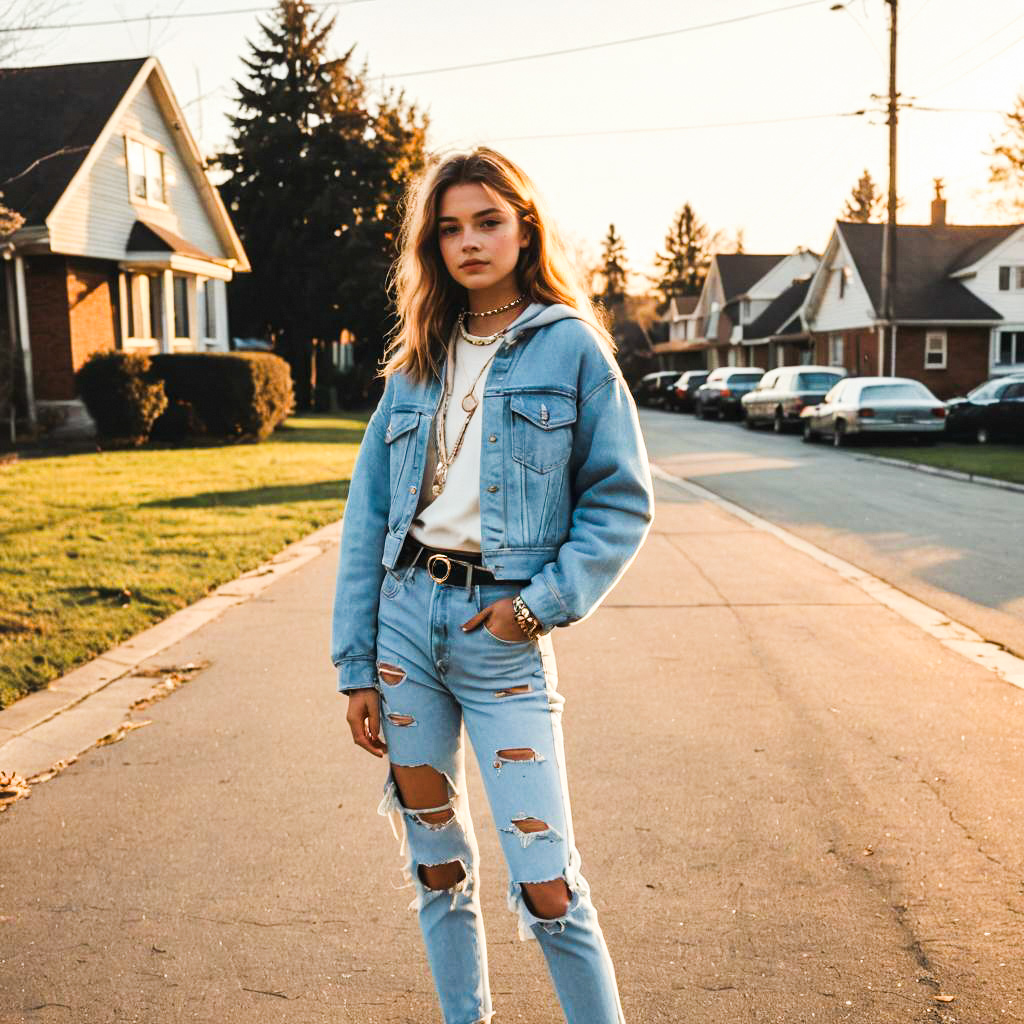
[0, 57, 249, 431]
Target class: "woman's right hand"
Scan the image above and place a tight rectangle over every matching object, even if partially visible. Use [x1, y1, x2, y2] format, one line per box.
[346, 688, 388, 758]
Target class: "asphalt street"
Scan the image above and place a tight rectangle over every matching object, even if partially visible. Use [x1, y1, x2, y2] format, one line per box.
[641, 407, 1024, 659]
[1, 416, 1023, 1022]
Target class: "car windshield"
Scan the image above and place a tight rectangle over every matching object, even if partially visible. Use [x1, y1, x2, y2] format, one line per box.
[795, 372, 842, 390]
[859, 383, 932, 402]
[965, 379, 1008, 401]
[729, 374, 763, 384]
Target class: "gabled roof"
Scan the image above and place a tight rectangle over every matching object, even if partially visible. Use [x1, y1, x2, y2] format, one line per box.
[0, 58, 148, 225]
[716, 253, 788, 302]
[839, 221, 1013, 321]
[668, 295, 699, 318]
[744, 277, 812, 339]
[127, 218, 215, 261]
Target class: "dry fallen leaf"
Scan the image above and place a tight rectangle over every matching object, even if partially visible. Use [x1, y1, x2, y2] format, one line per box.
[933, 994, 956, 1003]
[0, 771, 31, 811]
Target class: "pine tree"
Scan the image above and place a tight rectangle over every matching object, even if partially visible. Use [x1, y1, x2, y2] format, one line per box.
[216, 0, 426, 408]
[842, 169, 884, 223]
[990, 91, 1024, 218]
[599, 223, 628, 310]
[652, 203, 710, 310]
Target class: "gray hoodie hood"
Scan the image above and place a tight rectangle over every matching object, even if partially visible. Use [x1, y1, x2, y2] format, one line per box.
[503, 302, 583, 345]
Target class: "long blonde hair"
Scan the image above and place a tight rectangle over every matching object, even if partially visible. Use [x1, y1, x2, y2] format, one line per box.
[382, 147, 614, 381]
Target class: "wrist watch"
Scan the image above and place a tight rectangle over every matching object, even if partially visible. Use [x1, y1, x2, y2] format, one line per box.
[511, 595, 544, 640]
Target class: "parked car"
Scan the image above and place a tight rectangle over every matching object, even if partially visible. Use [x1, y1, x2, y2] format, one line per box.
[800, 376, 946, 446]
[669, 370, 709, 412]
[632, 371, 680, 408]
[694, 368, 765, 420]
[944, 373, 1024, 444]
[742, 365, 847, 433]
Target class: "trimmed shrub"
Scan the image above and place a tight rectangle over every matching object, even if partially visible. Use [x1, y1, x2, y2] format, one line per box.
[149, 352, 294, 440]
[75, 352, 167, 444]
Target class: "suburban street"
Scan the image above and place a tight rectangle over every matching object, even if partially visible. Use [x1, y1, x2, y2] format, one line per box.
[3, 413, 1024, 1023]
[641, 408, 1024, 659]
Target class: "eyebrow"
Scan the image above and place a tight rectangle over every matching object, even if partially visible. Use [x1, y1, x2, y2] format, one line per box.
[438, 207, 504, 223]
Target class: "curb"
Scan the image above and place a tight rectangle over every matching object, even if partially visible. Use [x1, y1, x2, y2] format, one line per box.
[0, 519, 341, 782]
[855, 453, 1024, 495]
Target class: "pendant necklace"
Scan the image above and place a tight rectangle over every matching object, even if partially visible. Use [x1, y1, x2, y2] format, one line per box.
[431, 332, 501, 498]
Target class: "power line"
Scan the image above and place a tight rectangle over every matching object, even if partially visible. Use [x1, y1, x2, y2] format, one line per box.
[0, 0, 373, 33]
[916, 26, 1024, 98]
[379, 0, 834, 80]
[490, 109, 867, 144]
[911, 9, 1024, 96]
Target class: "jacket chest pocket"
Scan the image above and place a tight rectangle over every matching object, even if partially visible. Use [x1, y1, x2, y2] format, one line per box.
[385, 411, 420, 497]
[510, 392, 576, 473]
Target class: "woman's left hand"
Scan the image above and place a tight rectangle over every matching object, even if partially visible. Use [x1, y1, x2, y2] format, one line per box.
[462, 596, 529, 642]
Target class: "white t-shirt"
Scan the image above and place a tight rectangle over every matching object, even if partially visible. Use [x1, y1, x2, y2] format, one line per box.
[408, 327, 501, 552]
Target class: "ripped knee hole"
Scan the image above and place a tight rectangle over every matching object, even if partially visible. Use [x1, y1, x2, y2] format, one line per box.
[386, 713, 415, 727]
[418, 859, 466, 891]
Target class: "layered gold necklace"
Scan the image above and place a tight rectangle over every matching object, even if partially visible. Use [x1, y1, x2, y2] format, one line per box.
[430, 328, 503, 498]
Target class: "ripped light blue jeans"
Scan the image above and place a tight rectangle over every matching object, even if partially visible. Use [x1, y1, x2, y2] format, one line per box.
[374, 564, 625, 1024]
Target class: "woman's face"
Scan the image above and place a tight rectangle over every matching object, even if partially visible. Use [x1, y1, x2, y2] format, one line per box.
[437, 182, 528, 296]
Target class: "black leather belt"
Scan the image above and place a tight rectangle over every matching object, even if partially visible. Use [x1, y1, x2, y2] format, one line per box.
[395, 543, 527, 588]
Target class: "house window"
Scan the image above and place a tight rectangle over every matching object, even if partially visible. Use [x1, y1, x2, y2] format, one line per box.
[828, 333, 844, 366]
[925, 331, 947, 369]
[741, 299, 751, 321]
[998, 329, 1024, 365]
[998, 266, 1024, 291]
[203, 280, 217, 338]
[837, 266, 850, 299]
[125, 273, 162, 342]
[173, 275, 190, 339]
[125, 136, 166, 205]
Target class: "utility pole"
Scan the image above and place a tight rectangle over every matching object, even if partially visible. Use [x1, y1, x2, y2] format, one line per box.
[879, 0, 898, 374]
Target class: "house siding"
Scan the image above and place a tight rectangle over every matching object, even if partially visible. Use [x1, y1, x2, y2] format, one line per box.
[49, 78, 228, 263]
[958, 227, 1024, 325]
[26, 255, 74, 401]
[809, 237, 875, 334]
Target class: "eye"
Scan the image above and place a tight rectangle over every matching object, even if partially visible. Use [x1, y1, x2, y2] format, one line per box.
[481, 218, 500, 228]
[439, 224, 459, 237]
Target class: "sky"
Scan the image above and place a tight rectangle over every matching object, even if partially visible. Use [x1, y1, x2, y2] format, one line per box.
[10, 0, 1024, 283]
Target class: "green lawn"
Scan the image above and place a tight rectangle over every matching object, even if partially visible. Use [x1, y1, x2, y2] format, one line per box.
[0, 413, 368, 709]
[867, 443, 1024, 486]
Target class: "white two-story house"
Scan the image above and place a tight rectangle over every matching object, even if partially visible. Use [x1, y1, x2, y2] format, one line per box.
[0, 56, 249, 428]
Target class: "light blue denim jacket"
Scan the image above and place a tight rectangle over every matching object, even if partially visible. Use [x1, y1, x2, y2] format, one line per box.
[331, 303, 654, 692]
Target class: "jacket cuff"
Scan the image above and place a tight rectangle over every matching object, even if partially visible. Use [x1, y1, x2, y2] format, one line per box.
[517, 577, 569, 633]
[337, 657, 377, 693]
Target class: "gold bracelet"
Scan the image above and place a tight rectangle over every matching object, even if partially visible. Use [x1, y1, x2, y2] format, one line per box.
[512, 595, 543, 639]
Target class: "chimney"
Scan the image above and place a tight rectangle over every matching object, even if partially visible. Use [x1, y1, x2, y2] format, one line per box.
[931, 177, 947, 226]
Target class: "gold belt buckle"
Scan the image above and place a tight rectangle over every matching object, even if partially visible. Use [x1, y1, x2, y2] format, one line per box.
[426, 553, 452, 583]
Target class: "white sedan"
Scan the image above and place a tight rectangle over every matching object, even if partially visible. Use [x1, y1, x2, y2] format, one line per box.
[800, 376, 947, 447]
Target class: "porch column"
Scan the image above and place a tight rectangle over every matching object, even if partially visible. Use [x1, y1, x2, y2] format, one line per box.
[160, 269, 173, 354]
[13, 255, 37, 430]
[117, 272, 129, 347]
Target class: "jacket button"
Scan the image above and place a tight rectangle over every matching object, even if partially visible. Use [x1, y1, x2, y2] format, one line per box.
[487, 485, 498, 493]
[409, 486, 417, 494]
[488, 434, 497, 442]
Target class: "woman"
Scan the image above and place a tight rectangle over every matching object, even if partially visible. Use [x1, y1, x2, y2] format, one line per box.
[331, 147, 653, 1024]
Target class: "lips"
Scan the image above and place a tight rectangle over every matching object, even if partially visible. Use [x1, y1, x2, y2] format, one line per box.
[460, 259, 487, 270]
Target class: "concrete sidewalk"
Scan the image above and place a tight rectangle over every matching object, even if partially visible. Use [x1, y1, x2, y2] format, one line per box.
[2, 475, 1023, 1022]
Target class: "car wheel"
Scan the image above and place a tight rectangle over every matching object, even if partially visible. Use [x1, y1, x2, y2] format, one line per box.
[802, 421, 817, 443]
[773, 410, 785, 434]
[832, 421, 847, 447]
[743, 413, 756, 429]
[976, 426, 989, 444]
